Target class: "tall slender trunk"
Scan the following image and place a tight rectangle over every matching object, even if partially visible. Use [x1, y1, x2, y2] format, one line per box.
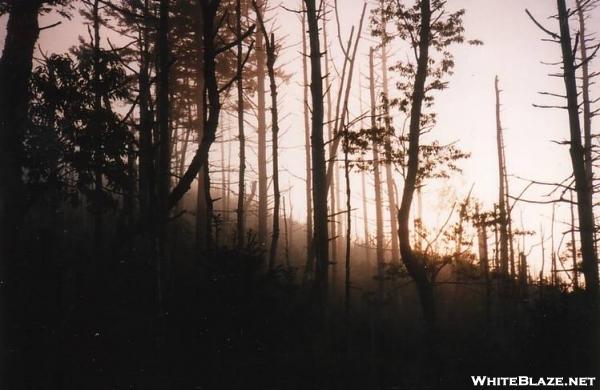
[379, 3, 399, 263]
[256, 0, 268, 247]
[236, 0, 246, 249]
[254, 4, 281, 269]
[576, 0, 597, 259]
[397, 0, 435, 326]
[343, 116, 352, 315]
[156, 0, 171, 314]
[305, 0, 329, 297]
[495, 76, 510, 283]
[557, 0, 599, 299]
[138, 0, 154, 227]
[91, 0, 105, 257]
[369, 48, 385, 296]
[323, 5, 338, 275]
[301, 10, 314, 281]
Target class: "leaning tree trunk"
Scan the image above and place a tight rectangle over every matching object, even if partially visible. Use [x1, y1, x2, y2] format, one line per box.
[304, 0, 329, 298]
[557, 0, 599, 299]
[397, 0, 436, 326]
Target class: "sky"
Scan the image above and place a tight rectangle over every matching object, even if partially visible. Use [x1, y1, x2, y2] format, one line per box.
[1, 0, 598, 279]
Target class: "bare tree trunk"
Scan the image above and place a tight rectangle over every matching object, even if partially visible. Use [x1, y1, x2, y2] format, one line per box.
[236, 0, 246, 249]
[571, 190, 580, 289]
[304, 0, 329, 298]
[155, 0, 172, 315]
[495, 76, 510, 283]
[256, 0, 268, 247]
[91, 0, 105, 258]
[344, 123, 352, 315]
[138, 0, 154, 229]
[301, 10, 314, 282]
[397, 0, 436, 326]
[557, 0, 599, 299]
[576, 0, 597, 260]
[323, 6, 338, 277]
[379, 4, 400, 262]
[254, 3, 280, 269]
[369, 48, 385, 298]
[361, 170, 370, 263]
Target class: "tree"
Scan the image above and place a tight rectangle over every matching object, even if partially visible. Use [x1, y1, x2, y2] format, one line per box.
[304, 0, 329, 298]
[253, 0, 280, 269]
[256, 0, 268, 247]
[495, 76, 510, 282]
[527, 0, 599, 300]
[380, 0, 479, 325]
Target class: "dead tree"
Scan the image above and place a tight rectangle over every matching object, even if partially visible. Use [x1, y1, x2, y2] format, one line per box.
[304, 0, 329, 296]
[576, 0, 598, 257]
[254, 0, 280, 269]
[256, 0, 268, 246]
[527, 0, 599, 298]
[236, 0, 246, 248]
[379, 0, 400, 263]
[494, 76, 510, 283]
[301, 9, 314, 281]
[571, 190, 580, 289]
[369, 48, 386, 295]
[323, 3, 338, 269]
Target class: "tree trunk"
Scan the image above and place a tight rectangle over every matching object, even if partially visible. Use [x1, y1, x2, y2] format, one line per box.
[557, 0, 599, 299]
[379, 5, 400, 263]
[304, 0, 329, 298]
[256, 0, 268, 247]
[576, 0, 597, 260]
[494, 76, 510, 282]
[323, 6, 338, 276]
[301, 9, 314, 282]
[396, 0, 436, 326]
[0, 2, 43, 387]
[571, 190, 579, 289]
[236, 0, 246, 249]
[369, 48, 385, 298]
[254, 5, 281, 270]
[156, 0, 171, 314]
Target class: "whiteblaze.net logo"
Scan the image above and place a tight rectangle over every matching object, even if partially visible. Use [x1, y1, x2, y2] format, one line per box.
[471, 376, 597, 387]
